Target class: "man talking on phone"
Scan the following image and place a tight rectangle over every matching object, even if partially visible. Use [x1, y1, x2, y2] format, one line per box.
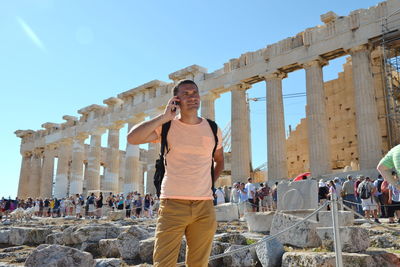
[127, 79, 224, 266]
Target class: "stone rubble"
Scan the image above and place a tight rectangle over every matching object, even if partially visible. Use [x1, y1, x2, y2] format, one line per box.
[0, 212, 398, 266]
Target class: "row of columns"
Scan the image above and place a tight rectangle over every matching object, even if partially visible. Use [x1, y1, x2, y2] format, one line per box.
[18, 123, 145, 199]
[200, 44, 382, 182]
[17, 45, 383, 198]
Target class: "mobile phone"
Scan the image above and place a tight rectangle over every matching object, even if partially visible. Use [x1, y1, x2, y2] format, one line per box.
[172, 101, 177, 112]
[171, 99, 179, 112]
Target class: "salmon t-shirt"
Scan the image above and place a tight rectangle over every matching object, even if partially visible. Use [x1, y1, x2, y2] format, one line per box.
[153, 117, 223, 200]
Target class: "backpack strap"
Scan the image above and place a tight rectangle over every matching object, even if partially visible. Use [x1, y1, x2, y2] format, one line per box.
[206, 119, 219, 194]
[160, 121, 172, 158]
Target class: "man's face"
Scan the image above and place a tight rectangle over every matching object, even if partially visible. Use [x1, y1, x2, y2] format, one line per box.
[176, 83, 200, 111]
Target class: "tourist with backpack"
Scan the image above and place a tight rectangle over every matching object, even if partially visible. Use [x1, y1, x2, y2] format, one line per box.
[357, 176, 380, 224]
[87, 193, 96, 219]
[373, 175, 386, 218]
[127, 79, 224, 266]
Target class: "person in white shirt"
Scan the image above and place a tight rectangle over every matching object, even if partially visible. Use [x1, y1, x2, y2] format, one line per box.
[230, 183, 240, 203]
[215, 187, 225, 205]
[245, 177, 256, 212]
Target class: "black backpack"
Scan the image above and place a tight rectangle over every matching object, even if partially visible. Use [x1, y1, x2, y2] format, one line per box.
[153, 119, 219, 198]
[359, 183, 371, 199]
[377, 179, 383, 193]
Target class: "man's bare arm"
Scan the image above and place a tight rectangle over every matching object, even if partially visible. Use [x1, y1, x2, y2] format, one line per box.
[127, 96, 179, 145]
[377, 163, 400, 190]
[213, 148, 224, 182]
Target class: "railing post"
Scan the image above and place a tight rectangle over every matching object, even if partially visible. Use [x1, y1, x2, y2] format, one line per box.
[331, 197, 343, 267]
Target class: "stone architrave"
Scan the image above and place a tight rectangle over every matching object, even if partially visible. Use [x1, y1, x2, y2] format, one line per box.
[40, 144, 56, 198]
[264, 72, 288, 180]
[304, 59, 331, 177]
[350, 45, 382, 169]
[17, 151, 32, 199]
[104, 124, 123, 194]
[54, 139, 72, 198]
[230, 83, 252, 184]
[201, 92, 219, 121]
[29, 148, 43, 198]
[124, 121, 143, 195]
[69, 134, 88, 195]
[86, 128, 106, 195]
[277, 179, 318, 211]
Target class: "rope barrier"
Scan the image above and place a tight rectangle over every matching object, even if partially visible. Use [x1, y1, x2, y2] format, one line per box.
[176, 201, 329, 266]
[342, 203, 400, 233]
[343, 199, 400, 207]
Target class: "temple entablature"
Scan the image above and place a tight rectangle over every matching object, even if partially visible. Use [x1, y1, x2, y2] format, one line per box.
[78, 104, 108, 122]
[169, 65, 207, 83]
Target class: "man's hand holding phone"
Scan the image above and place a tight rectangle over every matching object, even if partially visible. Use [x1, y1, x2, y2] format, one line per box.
[163, 96, 180, 121]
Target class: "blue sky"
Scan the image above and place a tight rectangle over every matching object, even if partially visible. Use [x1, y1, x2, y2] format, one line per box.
[1, 0, 383, 198]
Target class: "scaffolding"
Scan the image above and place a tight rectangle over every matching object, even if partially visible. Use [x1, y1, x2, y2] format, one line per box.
[381, 7, 400, 147]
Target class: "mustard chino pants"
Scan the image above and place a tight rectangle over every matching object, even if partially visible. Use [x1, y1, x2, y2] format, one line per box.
[153, 199, 217, 267]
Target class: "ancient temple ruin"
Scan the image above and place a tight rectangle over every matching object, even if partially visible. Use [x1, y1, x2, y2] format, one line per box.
[15, 0, 400, 198]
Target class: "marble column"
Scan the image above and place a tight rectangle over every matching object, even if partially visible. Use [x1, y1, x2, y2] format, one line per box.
[350, 45, 382, 169]
[54, 139, 72, 198]
[86, 129, 106, 195]
[304, 59, 331, 177]
[145, 111, 162, 194]
[29, 148, 43, 198]
[146, 142, 159, 194]
[124, 121, 142, 195]
[40, 144, 56, 198]
[104, 124, 123, 194]
[231, 83, 252, 184]
[17, 151, 32, 199]
[201, 92, 219, 120]
[69, 134, 87, 195]
[264, 72, 288, 180]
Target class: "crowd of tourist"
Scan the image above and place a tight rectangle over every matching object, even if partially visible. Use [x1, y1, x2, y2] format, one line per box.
[2, 173, 399, 224]
[213, 177, 279, 217]
[318, 173, 400, 224]
[0, 191, 158, 222]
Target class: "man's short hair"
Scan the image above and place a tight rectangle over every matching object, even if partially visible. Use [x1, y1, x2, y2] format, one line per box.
[347, 175, 352, 180]
[173, 79, 198, 96]
[247, 177, 252, 182]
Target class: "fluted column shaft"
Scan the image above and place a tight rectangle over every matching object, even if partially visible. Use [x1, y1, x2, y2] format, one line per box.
[145, 111, 162, 194]
[124, 122, 142, 194]
[104, 126, 122, 194]
[201, 93, 219, 120]
[350, 45, 382, 169]
[304, 59, 331, 177]
[265, 73, 288, 180]
[17, 152, 32, 199]
[231, 84, 251, 183]
[69, 135, 87, 195]
[40, 145, 55, 198]
[29, 149, 43, 198]
[54, 139, 72, 198]
[86, 131, 104, 194]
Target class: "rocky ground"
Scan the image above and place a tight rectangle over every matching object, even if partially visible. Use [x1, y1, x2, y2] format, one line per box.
[0, 215, 399, 267]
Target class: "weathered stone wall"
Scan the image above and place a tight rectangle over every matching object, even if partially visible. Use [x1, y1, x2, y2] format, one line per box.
[286, 54, 389, 178]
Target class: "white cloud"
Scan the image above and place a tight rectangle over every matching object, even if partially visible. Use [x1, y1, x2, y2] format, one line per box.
[16, 16, 46, 52]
